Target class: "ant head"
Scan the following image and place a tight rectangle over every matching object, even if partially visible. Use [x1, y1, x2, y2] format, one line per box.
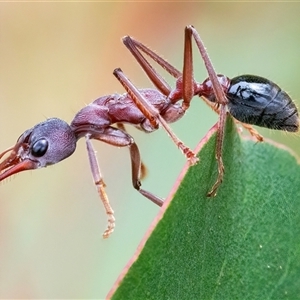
[200, 75, 231, 102]
[0, 118, 77, 181]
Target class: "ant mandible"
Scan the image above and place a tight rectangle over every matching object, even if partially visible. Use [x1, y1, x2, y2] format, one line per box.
[119, 25, 299, 197]
[0, 36, 200, 238]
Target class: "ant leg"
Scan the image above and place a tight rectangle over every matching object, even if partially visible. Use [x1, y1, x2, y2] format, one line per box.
[207, 108, 263, 198]
[85, 126, 164, 237]
[186, 26, 227, 106]
[116, 122, 148, 179]
[184, 26, 264, 142]
[129, 142, 163, 207]
[201, 96, 264, 142]
[85, 135, 115, 238]
[237, 122, 264, 142]
[122, 36, 181, 96]
[207, 105, 227, 197]
[89, 126, 164, 204]
[184, 26, 229, 195]
[181, 24, 195, 111]
[113, 69, 158, 129]
[123, 36, 199, 107]
[113, 68, 198, 165]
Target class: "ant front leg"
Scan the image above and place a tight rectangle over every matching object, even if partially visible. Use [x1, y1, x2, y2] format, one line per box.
[85, 135, 115, 238]
[84, 126, 163, 238]
[113, 68, 198, 165]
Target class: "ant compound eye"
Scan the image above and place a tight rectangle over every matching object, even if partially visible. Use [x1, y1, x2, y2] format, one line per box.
[31, 139, 49, 157]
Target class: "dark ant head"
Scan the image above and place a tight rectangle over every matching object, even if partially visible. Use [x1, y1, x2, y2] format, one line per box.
[0, 118, 77, 181]
[200, 75, 231, 102]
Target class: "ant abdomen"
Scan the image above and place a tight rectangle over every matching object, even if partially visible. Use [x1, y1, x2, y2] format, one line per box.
[227, 75, 299, 132]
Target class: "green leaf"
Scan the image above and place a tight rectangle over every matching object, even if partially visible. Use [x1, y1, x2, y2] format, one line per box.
[108, 116, 300, 300]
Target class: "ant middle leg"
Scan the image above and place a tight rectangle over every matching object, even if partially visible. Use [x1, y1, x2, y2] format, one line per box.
[116, 122, 147, 179]
[85, 135, 115, 238]
[129, 142, 163, 207]
[113, 68, 198, 165]
[122, 35, 181, 97]
[122, 35, 200, 109]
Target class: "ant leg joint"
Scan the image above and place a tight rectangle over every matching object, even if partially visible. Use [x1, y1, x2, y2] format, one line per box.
[182, 102, 190, 112]
[133, 179, 142, 190]
[179, 141, 199, 165]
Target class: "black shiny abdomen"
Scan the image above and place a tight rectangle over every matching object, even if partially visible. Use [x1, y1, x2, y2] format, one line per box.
[227, 75, 299, 132]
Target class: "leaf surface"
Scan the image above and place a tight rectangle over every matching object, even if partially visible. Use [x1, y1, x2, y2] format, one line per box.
[109, 117, 300, 300]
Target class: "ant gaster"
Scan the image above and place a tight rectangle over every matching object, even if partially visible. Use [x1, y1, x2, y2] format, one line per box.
[120, 25, 299, 197]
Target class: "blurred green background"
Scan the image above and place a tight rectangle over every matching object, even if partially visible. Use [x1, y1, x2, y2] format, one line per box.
[0, 3, 299, 299]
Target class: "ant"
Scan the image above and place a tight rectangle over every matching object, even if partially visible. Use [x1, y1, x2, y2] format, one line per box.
[0, 26, 298, 238]
[120, 25, 299, 197]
